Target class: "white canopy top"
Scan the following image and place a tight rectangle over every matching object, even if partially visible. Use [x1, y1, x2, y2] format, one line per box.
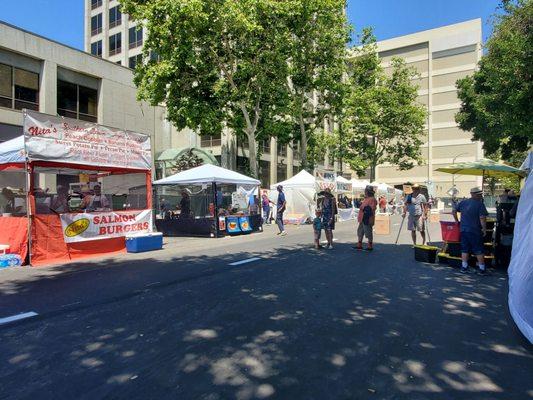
[153, 164, 260, 186]
[271, 169, 316, 190]
[0, 136, 25, 165]
[520, 151, 532, 172]
[336, 176, 351, 183]
[351, 178, 370, 190]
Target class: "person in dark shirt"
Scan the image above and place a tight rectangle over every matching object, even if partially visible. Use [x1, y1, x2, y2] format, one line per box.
[179, 191, 191, 218]
[276, 185, 287, 236]
[453, 186, 489, 274]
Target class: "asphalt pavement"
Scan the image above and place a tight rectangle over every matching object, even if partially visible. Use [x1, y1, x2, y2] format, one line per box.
[0, 216, 531, 400]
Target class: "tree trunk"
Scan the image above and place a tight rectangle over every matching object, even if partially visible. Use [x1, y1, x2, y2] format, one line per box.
[247, 132, 258, 178]
[299, 114, 308, 169]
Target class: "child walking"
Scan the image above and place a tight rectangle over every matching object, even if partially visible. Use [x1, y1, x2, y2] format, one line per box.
[313, 209, 323, 249]
[356, 186, 377, 251]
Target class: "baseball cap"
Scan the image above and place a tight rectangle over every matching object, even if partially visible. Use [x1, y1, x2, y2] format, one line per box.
[470, 186, 483, 194]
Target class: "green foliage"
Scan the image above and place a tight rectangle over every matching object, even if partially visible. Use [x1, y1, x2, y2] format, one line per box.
[455, 0, 533, 160]
[283, 0, 351, 170]
[328, 29, 427, 177]
[170, 149, 204, 173]
[119, 0, 294, 177]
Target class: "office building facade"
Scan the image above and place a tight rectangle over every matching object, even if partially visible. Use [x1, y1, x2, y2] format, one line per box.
[372, 19, 484, 196]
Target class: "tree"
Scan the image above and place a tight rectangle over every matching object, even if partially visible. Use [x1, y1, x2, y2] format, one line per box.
[455, 0, 533, 161]
[329, 29, 427, 179]
[119, 0, 293, 178]
[171, 149, 204, 174]
[284, 0, 350, 170]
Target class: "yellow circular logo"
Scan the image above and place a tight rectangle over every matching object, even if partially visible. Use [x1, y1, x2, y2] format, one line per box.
[65, 218, 90, 237]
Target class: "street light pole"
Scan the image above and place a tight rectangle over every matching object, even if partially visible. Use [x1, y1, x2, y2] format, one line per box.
[451, 153, 468, 194]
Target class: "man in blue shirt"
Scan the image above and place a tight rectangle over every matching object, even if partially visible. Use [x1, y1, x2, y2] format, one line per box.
[276, 185, 287, 236]
[453, 187, 489, 274]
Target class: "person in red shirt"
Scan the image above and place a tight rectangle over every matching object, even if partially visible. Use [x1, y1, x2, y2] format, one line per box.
[379, 196, 387, 213]
[356, 186, 378, 251]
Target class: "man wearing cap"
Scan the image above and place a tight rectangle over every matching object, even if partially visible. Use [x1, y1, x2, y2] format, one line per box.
[453, 187, 489, 274]
[276, 185, 287, 236]
[403, 184, 428, 245]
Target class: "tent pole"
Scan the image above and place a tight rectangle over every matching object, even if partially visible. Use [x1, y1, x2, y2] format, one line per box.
[213, 182, 218, 238]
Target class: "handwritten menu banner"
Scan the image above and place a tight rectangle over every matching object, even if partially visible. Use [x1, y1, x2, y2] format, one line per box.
[23, 110, 152, 170]
[60, 210, 153, 243]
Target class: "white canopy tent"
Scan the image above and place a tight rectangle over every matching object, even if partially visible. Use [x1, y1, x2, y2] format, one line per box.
[153, 164, 260, 186]
[508, 157, 533, 343]
[352, 179, 370, 193]
[270, 170, 316, 223]
[370, 181, 396, 196]
[0, 136, 25, 165]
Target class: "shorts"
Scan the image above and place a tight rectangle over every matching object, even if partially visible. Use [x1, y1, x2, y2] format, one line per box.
[322, 215, 335, 231]
[461, 231, 484, 255]
[357, 222, 373, 242]
[408, 214, 425, 232]
[314, 229, 321, 241]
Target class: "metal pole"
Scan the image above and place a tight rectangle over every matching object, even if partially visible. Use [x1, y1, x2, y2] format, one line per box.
[213, 182, 218, 238]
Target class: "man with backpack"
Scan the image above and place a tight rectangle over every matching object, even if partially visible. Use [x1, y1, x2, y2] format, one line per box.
[356, 186, 378, 251]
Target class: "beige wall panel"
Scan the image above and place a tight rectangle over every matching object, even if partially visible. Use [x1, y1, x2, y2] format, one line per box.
[432, 108, 459, 124]
[433, 51, 477, 70]
[432, 70, 473, 89]
[432, 126, 473, 142]
[416, 95, 429, 107]
[379, 43, 428, 63]
[412, 77, 429, 90]
[378, 165, 428, 179]
[433, 91, 460, 107]
[407, 59, 429, 75]
[432, 143, 478, 159]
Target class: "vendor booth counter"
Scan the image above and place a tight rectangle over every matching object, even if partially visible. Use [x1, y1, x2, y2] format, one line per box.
[0, 110, 154, 266]
[153, 164, 262, 238]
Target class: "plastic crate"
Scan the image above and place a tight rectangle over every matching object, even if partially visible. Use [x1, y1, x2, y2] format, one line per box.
[414, 245, 439, 263]
[0, 254, 22, 268]
[125, 233, 163, 253]
[440, 221, 460, 242]
[447, 256, 462, 268]
[447, 242, 462, 258]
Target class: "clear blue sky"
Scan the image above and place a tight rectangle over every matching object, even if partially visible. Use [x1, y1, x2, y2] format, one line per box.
[0, 0, 501, 51]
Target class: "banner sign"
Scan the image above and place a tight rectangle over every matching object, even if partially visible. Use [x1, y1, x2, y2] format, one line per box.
[226, 216, 241, 234]
[23, 110, 151, 170]
[238, 216, 252, 233]
[60, 210, 152, 243]
[337, 182, 353, 193]
[315, 169, 336, 191]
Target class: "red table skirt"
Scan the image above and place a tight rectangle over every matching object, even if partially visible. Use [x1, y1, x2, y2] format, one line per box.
[31, 214, 126, 266]
[0, 216, 28, 262]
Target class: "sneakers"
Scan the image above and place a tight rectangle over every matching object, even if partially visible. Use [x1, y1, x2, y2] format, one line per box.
[280, 231, 287, 236]
[327, 244, 333, 250]
[477, 268, 487, 276]
[364, 246, 373, 252]
[460, 266, 468, 274]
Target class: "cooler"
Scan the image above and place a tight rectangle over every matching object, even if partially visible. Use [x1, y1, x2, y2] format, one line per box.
[126, 233, 163, 253]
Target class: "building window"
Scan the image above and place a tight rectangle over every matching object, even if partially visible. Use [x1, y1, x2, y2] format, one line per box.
[0, 63, 39, 111]
[109, 6, 122, 29]
[109, 33, 122, 56]
[200, 134, 222, 148]
[128, 26, 143, 49]
[91, 0, 102, 9]
[128, 54, 143, 69]
[57, 80, 97, 122]
[90, 40, 102, 57]
[91, 14, 102, 36]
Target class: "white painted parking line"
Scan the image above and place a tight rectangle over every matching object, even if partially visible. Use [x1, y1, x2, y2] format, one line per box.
[0, 311, 38, 326]
[229, 257, 261, 266]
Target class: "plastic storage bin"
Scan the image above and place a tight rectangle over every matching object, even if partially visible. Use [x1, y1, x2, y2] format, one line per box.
[0, 254, 22, 268]
[440, 221, 460, 242]
[414, 245, 439, 263]
[125, 233, 163, 253]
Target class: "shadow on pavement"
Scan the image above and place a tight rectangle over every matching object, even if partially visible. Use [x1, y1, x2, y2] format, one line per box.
[0, 240, 531, 400]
